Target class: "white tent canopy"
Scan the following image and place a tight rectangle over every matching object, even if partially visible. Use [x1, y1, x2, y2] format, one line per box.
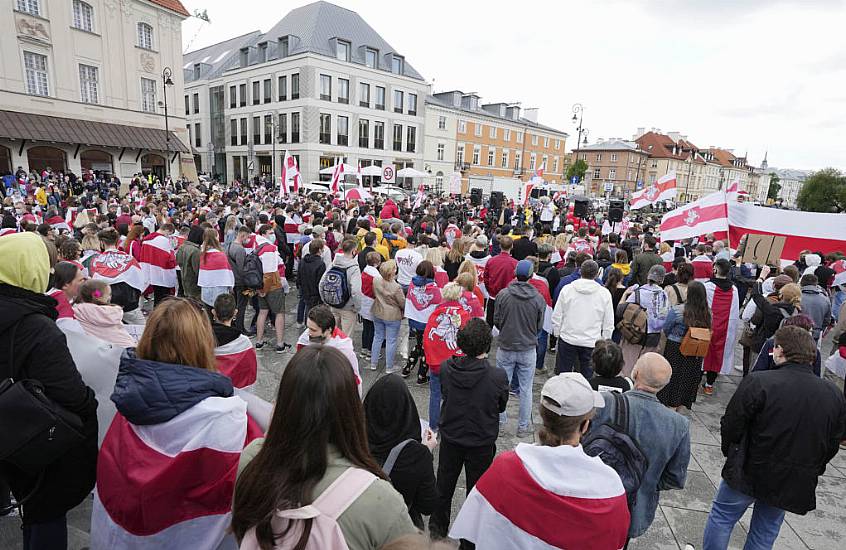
[318, 162, 356, 175]
[396, 167, 428, 178]
[359, 165, 383, 176]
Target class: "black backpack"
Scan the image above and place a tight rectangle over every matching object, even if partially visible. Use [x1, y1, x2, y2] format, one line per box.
[242, 244, 267, 290]
[583, 392, 649, 509]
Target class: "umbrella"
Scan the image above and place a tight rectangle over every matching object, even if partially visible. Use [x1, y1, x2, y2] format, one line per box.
[396, 167, 428, 178]
[360, 165, 383, 176]
[345, 187, 373, 201]
[318, 162, 355, 175]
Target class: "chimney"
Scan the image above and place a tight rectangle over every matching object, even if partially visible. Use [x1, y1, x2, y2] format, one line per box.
[523, 108, 539, 123]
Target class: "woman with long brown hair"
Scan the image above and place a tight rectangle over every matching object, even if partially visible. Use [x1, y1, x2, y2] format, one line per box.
[91, 298, 259, 549]
[233, 346, 415, 548]
[198, 227, 234, 307]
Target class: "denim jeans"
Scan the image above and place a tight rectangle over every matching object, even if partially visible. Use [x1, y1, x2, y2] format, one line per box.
[429, 371, 442, 431]
[23, 514, 67, 550]
[536, 329, 548, 370]
[497, 348, 536, 430]
[703, 481, 785, 550]
[371, 318, 400, 371]
[555, 339, 594, 379]
[296, 295, 307, 324]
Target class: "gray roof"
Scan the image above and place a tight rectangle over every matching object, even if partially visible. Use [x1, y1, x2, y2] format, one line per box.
[426, 94, 568, 137]
[579, 139, 643, 152]
[184, 1, 425, 82]
[183, 31, 263, 80]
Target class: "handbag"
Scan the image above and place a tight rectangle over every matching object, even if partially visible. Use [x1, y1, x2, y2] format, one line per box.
[679, 327, 712, 357]
[0, 320, 85, 476]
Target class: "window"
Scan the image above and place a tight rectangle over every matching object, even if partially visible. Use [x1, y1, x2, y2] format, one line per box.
[532, 135, 538, 146]
[609, 169, 617, 179]
[278, 75, 286, 101]
[73, 1, 94, 32]
[240, 118, 247, 145]
[239, 83, 246, 107]
[408, 93, 417, 116]
[336, 40, 351, 61]
[579, 153, 587, 160]
[553, 157, 559, 173]
[239, 48, 248, 67]
[489, 126, 497, 139]
[263, 115, 272, 144]
[337, 116, 349, 146]
[501, 150, 508, 168]
[515, 151, 522, 170]
[252, 81, 260, 105]
[436, 173, 444, 188]
[542, 155, 548, 169]
[278, 37, 289, 58]
[651, 159, 658, 168]
[596, 153, 602, 161]
[17, 0, 40, 16]
[437, 143, 444, 161]
[392, 124, 403, 151]
[319, 114, 331, 144]
[555, 139, 561, 149]
[406, 126, 416, 153]
[458, 120, 466, 133]
[611, 153, 618, 161]
[504, 128, 511, 141]
[374, 121, 384, 149]
[290, 112, 300, 143]
[278, 113, 287, 143]
[438, 116, 446, 130]
[230, 119, 238, 146]
[359, 119, 369, 148]
[391, 55, 404, 75]
[140, 77, 156, 112]
[290, 73, 299, 99]
[529, 153, 536, 170]
[193, 92, 199, 114]
[594, 168, 601, 179]
[517, 131, 523, 144]
[474, 123, 482, 137]
[257, 42, 267, 63]
[320, 74, 331, 101]
[487, 148, 494, 166]
[456, 146, 464, 166]
[24, 51, 48, 96]
[253, 116, 261, 144]
[544, 137, 550, 147]
[79, 64, 98, 103]
[195, 123, 201, 147]
[359, 82, 370, 107]
[365, 48, 378, 69]
[263, 79, 271, 103]
[338, 78, 349, 104]
[137, 23, 153, 50]
[472, 146, 481, 165]
[229, 86, 236, 108]
[393, 90, 403, 113]
[375, 86, 385, 110]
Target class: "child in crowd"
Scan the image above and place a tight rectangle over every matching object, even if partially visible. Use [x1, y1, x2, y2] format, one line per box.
[73, 278, 137, 347]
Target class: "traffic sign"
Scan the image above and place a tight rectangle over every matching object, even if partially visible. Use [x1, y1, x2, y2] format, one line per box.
[570, 176, 579, 184]
[382, 164, 395, 184]
[636, 179, 643, 190]
[604, 181, 614, 192]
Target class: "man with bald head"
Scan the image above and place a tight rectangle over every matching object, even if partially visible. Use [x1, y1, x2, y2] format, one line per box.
[589, 352, 691, 544]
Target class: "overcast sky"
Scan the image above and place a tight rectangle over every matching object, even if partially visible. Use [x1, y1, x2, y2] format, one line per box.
[180, 0, 846, 171]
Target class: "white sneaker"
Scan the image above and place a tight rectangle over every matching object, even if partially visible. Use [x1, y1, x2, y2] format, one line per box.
[684, 545, 695, 550]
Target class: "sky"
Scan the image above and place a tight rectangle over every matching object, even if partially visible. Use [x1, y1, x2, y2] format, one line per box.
[179, 0, 846, 171]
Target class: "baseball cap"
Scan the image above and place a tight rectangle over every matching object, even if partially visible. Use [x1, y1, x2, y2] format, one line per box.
[647, 264, 666, 284]
[515, 259, 534, 280]
[541, 373, 605, 416]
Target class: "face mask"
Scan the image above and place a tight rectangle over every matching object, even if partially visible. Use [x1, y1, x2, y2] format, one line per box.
[309, 335, 327, 344]
[266, 233, 276, 244]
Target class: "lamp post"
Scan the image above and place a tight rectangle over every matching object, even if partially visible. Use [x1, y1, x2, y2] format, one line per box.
[571, 103, 587, 189]
[161, 67, 174, 181]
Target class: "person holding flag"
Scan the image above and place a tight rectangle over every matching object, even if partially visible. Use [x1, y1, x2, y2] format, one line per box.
[90, 227, 147, 324]
[630, 171, 677, 210]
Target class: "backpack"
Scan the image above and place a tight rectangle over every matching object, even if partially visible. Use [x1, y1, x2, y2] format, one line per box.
[582, 392, 649, 509]
[777, 307, 797, 329]
[320, 265, 352, 308]
[242, 244, 267, 291]
[669, 284, 684, 304]
[381, 439, 414, 478]
[617, 289, 648, 345]
[238, 467, 376, 550]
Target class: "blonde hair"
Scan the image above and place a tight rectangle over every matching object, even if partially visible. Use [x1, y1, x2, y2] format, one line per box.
[553, 233, 569, 251]
[441, 282, 462, 301]
[81, 234, 101, 252]
[659, 242, 671, 254]
[200, 227, 222, 256]
[379, 259, 397, 281]
[425, 246, 445, 268]
[779, 283, 802, 309]
[458, 259, 478, 285]
[136, 298, 217, 372]
[455, 272, 475, 293]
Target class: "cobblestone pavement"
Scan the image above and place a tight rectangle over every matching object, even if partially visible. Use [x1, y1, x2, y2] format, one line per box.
[3, 294, 845, 549]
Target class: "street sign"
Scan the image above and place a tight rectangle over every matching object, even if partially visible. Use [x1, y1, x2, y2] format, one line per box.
[382, 164, 395, 184]
[636, 179, 643, 190]
[604, 181, 614, 192]
[570, 175, 579, 184]
[247, 161, 254, 172]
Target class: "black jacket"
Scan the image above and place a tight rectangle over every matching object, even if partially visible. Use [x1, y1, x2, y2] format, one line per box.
[439, 356, 508, 447]
[378, 441, 437, 529]
[750, 284, 796, 352]
[537, 260, 560, 296]
[720, 363, 846, 514]
[297, 253, 327, 307]
[511, 237, 538, 261]
[0, 284, 98, 524]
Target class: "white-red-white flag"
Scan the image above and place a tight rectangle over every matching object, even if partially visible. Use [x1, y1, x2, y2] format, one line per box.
[534, 161, 546, 179]
[659, 191, 729, 242]
[280, 151, 300, 195]
[198, 249, 235, 289]
[356, 161, 363, 185]
[330, 159, 344, 194]
[630, 171, 677, 210]
[413, 183, 425, 210]
[522, 181, 535, 205]
[215, 335, 258, 389]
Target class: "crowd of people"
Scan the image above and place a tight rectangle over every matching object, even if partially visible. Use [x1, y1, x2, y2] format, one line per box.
[1, 166, 846, 550]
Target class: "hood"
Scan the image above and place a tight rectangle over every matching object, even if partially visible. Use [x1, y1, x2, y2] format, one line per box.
[73, 302, 124, 326]
[572, 278, 603, 294]
[801, 285, 826, 297]
[111, 350, 233, 425]
[0, 232, 50, 293]
[212, 321, 241, 347]
[709, 277, 734, 292]
[507, 281, 539, 299]
[363, 374, 421, 459]
[333, 254, 357, 269]
[0, 284, 57, 332]
[444, 356, 490, 390]
[469, 250, 489, 260]
[412, 275, 434, 287]
[302, 253, 323, 265]
[804, 254, 821, 268]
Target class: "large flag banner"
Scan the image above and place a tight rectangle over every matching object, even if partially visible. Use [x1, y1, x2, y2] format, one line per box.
[330, 159, 344, 194]
[198, 249, 235, 288]
[90, 249, 148, 291]
[215, 335, 258, 389]
[630, 171, 677, 210]
[659, 191, 729, 242]
[140, 233, 177, 288]
[280, 151, 300, 195]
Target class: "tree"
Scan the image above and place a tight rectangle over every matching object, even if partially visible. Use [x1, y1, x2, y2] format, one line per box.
[566, 158, 588, 183]
[797, 168, 846, 212]
[766, 172, 781, 201]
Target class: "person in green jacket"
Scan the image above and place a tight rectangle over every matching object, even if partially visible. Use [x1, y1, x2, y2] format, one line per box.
[176, 226, 203, 300]
[629, 235, 663, 286]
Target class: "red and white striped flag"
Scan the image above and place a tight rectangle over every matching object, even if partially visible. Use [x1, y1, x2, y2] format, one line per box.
[630, 171, 677, 210]
[659, 191, 729, 242]
[46, 215, 70, 233]
[198, 249, 234, 288]
[413, 183, 425, 210]
[522, 181, 535, 206]
[90, 249, 148, 291]
[140, 233, 177, 288]
[356, 161, 363, 185]
[330, 159, 344, 194]
[280, 151, 300, 196]
[91, 396, 262, 549]
[534, 161, 546, 179]
[215, 335, 258, 389]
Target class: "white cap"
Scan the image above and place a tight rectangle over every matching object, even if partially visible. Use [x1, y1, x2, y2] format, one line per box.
[541, 373, 605, 416]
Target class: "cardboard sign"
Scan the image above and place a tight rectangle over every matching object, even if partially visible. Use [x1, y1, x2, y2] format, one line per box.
[741, 234, 786, 266]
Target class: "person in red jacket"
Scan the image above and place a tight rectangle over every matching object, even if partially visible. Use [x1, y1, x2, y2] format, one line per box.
[484, 235, 517, 327]
[380, 198, 400, 221]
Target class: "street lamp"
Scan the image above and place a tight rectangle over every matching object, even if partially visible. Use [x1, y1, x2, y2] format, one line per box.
[684, 155, 693, 202]
[161, 67, 174, 181]
[571, 103, 587, 187]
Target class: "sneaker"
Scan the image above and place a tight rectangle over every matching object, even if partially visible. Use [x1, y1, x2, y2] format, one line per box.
[367, 364, 377, 371]
[400, 365, 412, 378]
[516, 428, 534, 438]
[509, 389, 520, 397]
[254, 341, 267, 350]
[498, 424, 507, 437]
[275, 343, 292, 353]
[683, 545, 696, 550]
[296, 322, 304, 329]
[703, 384, 714, 396]
[416, 374, 429, 385]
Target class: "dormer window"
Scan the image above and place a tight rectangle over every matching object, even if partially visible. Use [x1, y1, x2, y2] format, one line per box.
[239, 47, 248, 67]
[193, 63, 201, 79]
[336, 40, 351, 62]
[365, 48, 378, 69]
[278, 37, 289, 58]
[391, 55, 404, 75]
[257, 42, 267, 63]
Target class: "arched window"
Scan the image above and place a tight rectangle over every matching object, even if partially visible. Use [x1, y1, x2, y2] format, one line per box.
[27, 146, 67, 173]
[0, 145, 11, 174]
[80, 149, 113, 175]
[137, 22, 153, 50]
[435, 171, 444, 190]
[72, 0, 94, 32]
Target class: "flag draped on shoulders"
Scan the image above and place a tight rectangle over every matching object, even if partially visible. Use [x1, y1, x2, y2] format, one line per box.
[703, 279, 740, 375]
[404, 279, 443, 325]
[198, 249, 234, 288]
[423, 301, 470, 368]
[214, 335, 258, 390]
[90, 249, 148, 291]
[359, 265, 381, 321]
[140, 232, 177, 288]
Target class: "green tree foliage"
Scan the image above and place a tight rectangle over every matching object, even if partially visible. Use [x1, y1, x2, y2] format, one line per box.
[566, 158, 588, 183]
[766, 173, 781, 201]
[796, 168, 846, 212]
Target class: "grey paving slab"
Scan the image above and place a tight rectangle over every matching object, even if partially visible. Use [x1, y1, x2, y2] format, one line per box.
[662, 506, 748, 549]
[738, 510, 809, 550]
[628, 506, 680, 550]
[782, 508, 846, 550]
[659, 471, 718, 513]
